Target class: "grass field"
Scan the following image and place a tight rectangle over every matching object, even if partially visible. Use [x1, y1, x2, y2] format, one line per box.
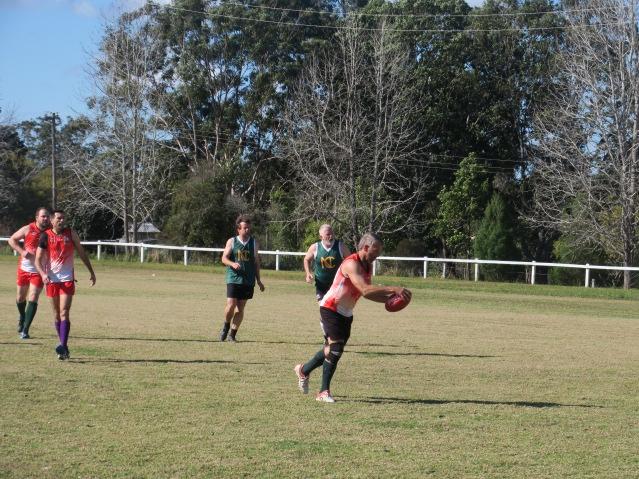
[1, 255, 638, 478]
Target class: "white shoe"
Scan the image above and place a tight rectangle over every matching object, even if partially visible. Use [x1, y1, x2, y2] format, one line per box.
[315, 390, 335, 403]
[294, 364, 309, 394]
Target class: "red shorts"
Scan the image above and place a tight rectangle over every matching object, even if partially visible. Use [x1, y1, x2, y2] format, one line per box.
[46, 281, 75, 297]
[16, 269, 44, 288]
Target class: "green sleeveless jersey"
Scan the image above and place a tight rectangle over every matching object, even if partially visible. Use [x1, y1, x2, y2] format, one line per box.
[314, 240, 343, 286]
[225, 236, 256, 285]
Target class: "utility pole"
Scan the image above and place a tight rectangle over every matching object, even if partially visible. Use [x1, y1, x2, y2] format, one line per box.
[49, 113, 58, 209]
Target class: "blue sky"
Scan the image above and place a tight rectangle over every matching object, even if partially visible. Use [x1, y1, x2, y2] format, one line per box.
[0, 0, 149, 122]
[1, 0, 483, 124]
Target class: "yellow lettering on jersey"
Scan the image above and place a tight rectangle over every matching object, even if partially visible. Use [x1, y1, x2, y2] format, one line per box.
[237, 250, 250, 262]
[320, 256, 336, 269]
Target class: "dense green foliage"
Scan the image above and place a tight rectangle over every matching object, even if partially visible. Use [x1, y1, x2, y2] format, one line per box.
[474, 192, 520, 281]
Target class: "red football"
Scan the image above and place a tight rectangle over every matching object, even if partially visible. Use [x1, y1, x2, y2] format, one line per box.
[385, 293, 410, 312]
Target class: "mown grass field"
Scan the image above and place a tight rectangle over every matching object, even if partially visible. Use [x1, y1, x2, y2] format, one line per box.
[1, 255, 638, 478]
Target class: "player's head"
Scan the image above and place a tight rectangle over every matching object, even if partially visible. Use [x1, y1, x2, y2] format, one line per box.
[51, 209, 66, 231]
[34, 207, 50, 229]
[357, 232, 382, 263]
[319, 224, 333, 242]
[235, 214, 251, 237]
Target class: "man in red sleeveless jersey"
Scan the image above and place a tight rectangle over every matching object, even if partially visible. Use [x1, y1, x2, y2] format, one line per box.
[294, 232, 412, 403]
[8, 207, 50, 339]
[35, 210, 96, 360]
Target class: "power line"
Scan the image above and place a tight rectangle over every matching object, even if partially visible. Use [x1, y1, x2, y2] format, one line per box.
[199, 1, 620, 20]
[162, 4, 628, 34]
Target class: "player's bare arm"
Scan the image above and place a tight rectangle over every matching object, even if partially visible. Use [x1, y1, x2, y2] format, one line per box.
[339, 241, 351, 259]
[71, 230, 96, 286]
[343, 260, 411, 303]
[303, 243, 317, 283]
[254, 239, 265, 292]
[8, 226, 31, 260]
[221, 238, 240, 270]
[35, 246, 50, 284]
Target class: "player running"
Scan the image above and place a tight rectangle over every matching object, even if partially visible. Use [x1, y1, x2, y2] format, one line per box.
[8, 207, 51, 339]
[294, 232, 411, 403]
[303, 224, 350, 301]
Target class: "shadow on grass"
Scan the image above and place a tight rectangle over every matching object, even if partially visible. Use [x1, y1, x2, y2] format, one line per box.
[350, 350, 496, 358]
[70, 357, 265, 365]
[232, 340, 321, 346]
[75, 336, 322, 347]
[75, 336, 215, 343]
[0, 341, 43, 346]
[347, 396, 603, 409]
[74, 336, 424, 349]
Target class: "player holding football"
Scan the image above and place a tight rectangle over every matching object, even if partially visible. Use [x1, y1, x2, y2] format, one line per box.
[8, 207, 51, 338]
[303, 224, 350, 301]
[294, 232, 411, 403]
[35, 210, 96, 360]
[218, 215, 265, 342]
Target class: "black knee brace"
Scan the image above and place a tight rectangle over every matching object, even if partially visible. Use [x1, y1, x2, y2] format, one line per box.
[325, 341, 344, 365]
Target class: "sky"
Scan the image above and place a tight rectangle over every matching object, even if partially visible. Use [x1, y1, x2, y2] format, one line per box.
[0, 0, 484, 124]
[0, 0, 153, 123]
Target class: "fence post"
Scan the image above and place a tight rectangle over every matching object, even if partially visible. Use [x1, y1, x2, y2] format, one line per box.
[474, 259, 479, 282]
[140, 245, 144, 263]
[184, 246, 188, 266]
[97, 240, 101, 260]
[372, 260, 377, 276]
[585, 264, 590, 288]
[531, 261, 536, 285]
[442, 262, 446, 279]
[423, 257, 428, 279]
[276, 250, 280, 271]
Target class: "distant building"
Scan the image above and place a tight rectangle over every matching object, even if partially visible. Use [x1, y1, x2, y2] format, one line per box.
[121, 222, 161, 243]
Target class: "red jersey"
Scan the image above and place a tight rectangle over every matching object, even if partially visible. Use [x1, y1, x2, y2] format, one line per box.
[18, 222, 47, 273]
[320, 253, 372, 317]
[39, 228, 75, 283]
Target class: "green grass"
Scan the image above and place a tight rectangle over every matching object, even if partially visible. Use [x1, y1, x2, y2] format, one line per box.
[1, 258, 638, 478]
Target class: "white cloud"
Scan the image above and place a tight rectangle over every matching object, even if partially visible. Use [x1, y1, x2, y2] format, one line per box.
[72, 0, 98, 17]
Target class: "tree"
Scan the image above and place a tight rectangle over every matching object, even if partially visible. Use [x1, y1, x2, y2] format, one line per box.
[281, 17, 430, 244]
[0, 123, 30, 230]
[528, 0, 639, 288]
[66, 10, 177, 242]
[164, 174, 244, 247]
[433, 154, 489, 260]
[474, 192, 520, 280]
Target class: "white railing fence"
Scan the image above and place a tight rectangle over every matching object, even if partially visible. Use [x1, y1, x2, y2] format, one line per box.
[2, 238, 638, 288]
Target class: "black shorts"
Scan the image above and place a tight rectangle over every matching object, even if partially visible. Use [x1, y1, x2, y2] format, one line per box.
[319, 307, 353, 343]
[227, 283, 254, 300]
[315, 281, 331, 301]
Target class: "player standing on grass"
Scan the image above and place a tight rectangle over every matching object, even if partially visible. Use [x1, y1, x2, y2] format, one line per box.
[8, 207, 51, 339]
[303, 224, 350, 301]
[218, 215, 265, 342]
[35, 210, 96, 360]
[294, 232, 412, 403]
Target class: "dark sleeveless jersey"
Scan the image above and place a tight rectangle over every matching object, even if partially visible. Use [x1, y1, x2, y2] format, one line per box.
[313, 240, 343, 286]
[225, 236, 256, 286]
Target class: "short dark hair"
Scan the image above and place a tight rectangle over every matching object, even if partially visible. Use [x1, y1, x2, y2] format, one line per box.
[51, 209, 65, 217]
[35, 207, 49, 217]
[235, 214, 251, 229]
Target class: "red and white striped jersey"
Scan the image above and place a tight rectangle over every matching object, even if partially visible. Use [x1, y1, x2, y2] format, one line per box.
[320, 253, 372, 317]
[18, 222, 47, 274]
[39, 228, 75, 282]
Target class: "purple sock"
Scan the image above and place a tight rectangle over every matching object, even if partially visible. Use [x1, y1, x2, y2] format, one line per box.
[60, 320, 71, 347]
[55, 320, 61, 340]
